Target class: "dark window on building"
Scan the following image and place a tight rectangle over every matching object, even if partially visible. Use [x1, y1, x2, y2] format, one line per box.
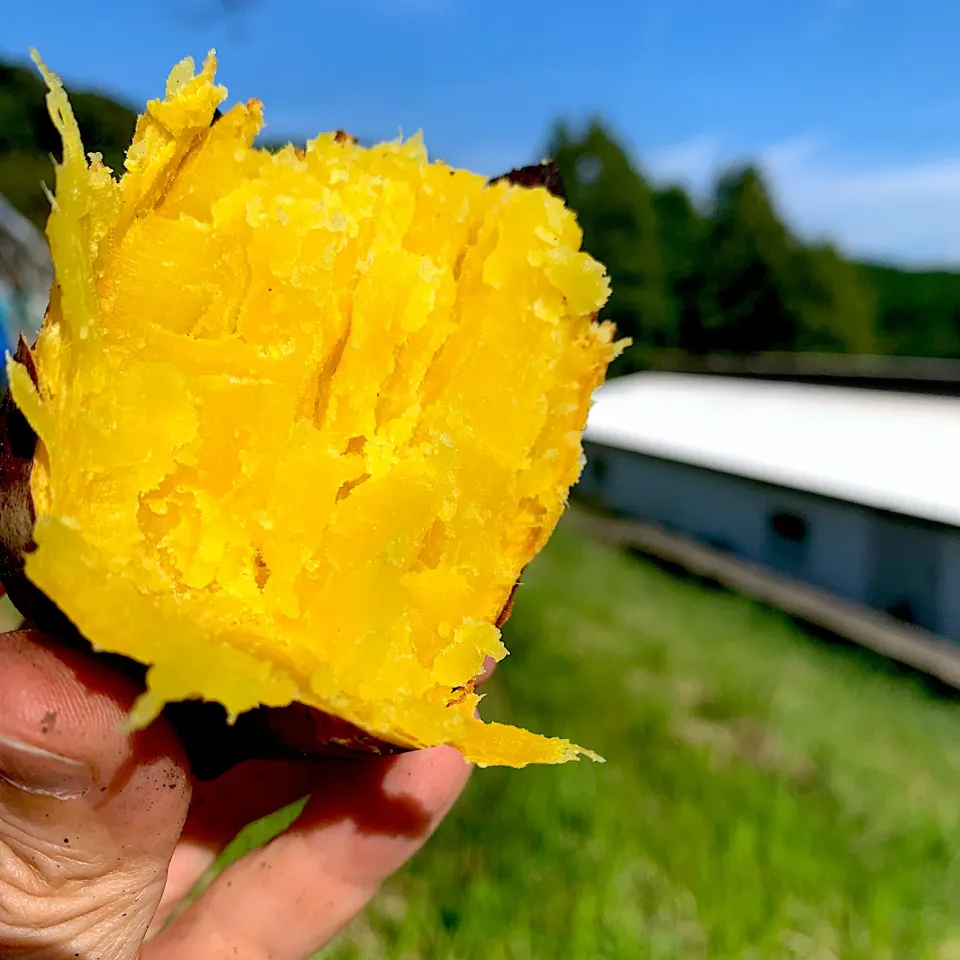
[770, 511, 808, 544]
[591, 454, 608, 486]
[868, 517, 939, 634]
[765, 509, 810, 577]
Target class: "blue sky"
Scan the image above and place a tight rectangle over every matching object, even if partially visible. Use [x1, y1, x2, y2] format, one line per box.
[3, 0, 960, 266]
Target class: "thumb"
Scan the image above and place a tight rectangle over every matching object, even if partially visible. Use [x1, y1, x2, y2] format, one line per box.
[0, 630, 191, 959]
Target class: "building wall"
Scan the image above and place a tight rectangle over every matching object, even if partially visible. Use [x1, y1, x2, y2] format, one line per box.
[938, 533, 960, 642]
[577, 441, 959, 642]
[867, 515, 942, 633]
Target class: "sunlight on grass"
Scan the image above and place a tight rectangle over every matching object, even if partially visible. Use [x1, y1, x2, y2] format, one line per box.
[238, 520, 960, 958]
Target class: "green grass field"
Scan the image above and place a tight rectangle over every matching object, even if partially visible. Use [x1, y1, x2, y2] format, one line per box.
[229, 522, 960, 958]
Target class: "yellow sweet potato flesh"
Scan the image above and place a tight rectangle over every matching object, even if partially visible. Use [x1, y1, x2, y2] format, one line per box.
[8, 52, 618, 767]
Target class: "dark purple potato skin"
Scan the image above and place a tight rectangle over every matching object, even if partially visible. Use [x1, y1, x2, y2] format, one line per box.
[0, 339, 56, 633]
[489, 161, 566, 201]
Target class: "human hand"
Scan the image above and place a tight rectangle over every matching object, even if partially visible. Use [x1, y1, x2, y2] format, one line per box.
[0, 628, 475, 959]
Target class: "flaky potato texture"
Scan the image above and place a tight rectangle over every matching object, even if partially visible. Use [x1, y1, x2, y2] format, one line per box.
[7, 52, 619, 767]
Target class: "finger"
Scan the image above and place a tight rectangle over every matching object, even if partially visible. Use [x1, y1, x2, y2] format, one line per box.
[477, 655, 498, 685]
[145, 745, 471, 960]
[0, 630, 191, 959]
[151, 759, 325, 933]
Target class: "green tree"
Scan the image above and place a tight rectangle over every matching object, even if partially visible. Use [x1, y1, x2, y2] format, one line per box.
[0, 59, 137, 229]
[0, 64, 41, 154]
[653, 185, 708, 353]
[863, 263, 960, 358]
[793, 244, 876, 353]
[550, 120, 670, 371]
[700, 165, 801, 353]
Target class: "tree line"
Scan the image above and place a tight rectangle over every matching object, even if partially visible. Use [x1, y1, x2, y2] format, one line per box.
[551, 121, 960, 374]
[0, 60, 135, 229]
[2, 57, 959, 367]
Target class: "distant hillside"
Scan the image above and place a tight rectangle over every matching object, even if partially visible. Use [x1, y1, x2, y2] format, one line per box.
[0, 58, 137, 229]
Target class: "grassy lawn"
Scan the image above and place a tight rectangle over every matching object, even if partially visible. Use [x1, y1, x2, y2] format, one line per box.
[233, 522, 960, 958]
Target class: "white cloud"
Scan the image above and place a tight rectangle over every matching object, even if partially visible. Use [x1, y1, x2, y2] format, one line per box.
[763, 140, 960, 266]
[757, 133, 825, 173]
[646, 136, 723, 195]
[647, 132, 960, 267]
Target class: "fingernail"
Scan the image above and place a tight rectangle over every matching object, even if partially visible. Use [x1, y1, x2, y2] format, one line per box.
[0, 732, 94, 800]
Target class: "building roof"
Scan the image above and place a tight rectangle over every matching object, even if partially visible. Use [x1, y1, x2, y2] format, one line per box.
[584, 372, 960, 528]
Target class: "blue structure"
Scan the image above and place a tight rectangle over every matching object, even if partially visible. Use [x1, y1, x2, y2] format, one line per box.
[0, 284, 13, 356]
[0, 192, 51, 373]
[578, 372, 960, 641]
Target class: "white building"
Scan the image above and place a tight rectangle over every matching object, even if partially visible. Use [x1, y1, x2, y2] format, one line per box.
[0, 193, 51, 354]
[577, 372, 960, 642]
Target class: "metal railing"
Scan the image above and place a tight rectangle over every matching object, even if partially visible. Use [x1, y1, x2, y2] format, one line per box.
[638, 349, 960, 396]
